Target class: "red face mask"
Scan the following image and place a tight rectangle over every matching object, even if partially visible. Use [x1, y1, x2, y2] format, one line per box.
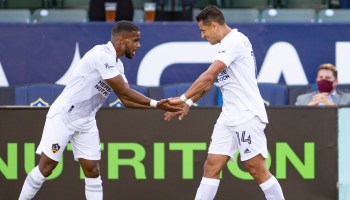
[317, 79, 334, 93]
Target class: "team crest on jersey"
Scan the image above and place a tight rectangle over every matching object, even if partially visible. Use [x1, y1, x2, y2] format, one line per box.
[104, 63, 115, 69]
[52, 143, 61, 153]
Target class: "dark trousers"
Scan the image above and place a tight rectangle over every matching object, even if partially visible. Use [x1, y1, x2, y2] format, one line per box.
[155, 10, 192, 21]
[340, 0, 350, 8]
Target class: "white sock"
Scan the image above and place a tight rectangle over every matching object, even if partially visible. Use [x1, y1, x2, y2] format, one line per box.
[195, 177, 220, 200]
[85, 176, 103, 200]
[18, 166, 47, 200]
[259, 176, 285, 200]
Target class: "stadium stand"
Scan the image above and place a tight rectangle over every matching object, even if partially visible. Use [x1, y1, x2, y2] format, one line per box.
[2, 83, 349, 107]
[287, 85, 314, 105]
[318, 9, 350, 23]
[132, 0, 146, 9]
[258, 83, 289, 106]
[0, 86, 14, 105]
[338, 84, 350, 93]
[32, 9, 88, 22]
[192, 8, 201, 21]
[218, 83, 289, 106]
[227, 0, 271, 9]
[194, 0, 217, 9]
[14, 84, 64, 107]
[133, 9, 144, 23]
[279, 0, 325, 9]
[221, 8, 260, 23]
[62, 0, 89, 10]
[261, 8, 316, 22]
[0, 9, 31, 23]
[3, 0, 42, 10]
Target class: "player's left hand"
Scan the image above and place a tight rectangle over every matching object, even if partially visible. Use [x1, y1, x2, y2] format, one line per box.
[164, 104, 190, 121]
[178, 104, 190, 120]
[157, 99, 183, 112]
[167, 97, 184, 106]
[164, 111, 181, 121]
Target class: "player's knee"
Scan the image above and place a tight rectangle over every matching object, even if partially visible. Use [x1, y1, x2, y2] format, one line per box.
[83, 166, 100, 178]
[39, 164, 55, 177]
[245, 162, 259, 178]
[203, 159, 221, 178]
[245, 161, 268, 181]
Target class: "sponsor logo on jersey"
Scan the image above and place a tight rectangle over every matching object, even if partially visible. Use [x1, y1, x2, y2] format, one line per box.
[104, 63, 115, 69]
[52, 143, 61, 153]
[95, 80, 112, 98]
[244, 148, 251, 154]
[218, 49, 226, 53]
[217, 69, 230, 82]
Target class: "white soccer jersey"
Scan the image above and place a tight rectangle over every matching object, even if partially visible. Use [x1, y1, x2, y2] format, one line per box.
[215, 29, 268, 126]
[47, 41, 126, 132]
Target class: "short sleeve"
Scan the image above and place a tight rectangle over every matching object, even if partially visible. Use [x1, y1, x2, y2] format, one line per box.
[215, 38, 242, 68]
[94, 51, 121, 80]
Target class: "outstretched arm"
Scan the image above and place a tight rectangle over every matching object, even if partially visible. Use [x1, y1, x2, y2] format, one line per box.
[165, 60, 226, 121]
[183, 60, 226, 100]
[106, 75, 181, 112]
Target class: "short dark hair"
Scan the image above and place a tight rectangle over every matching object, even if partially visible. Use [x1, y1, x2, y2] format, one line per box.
[196, 5, 225, 25]
[111, 20, 139, 37]
[318, 63, 337, 79]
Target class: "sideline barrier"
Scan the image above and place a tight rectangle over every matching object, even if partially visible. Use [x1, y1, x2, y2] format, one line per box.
[0, 107, 340, 199]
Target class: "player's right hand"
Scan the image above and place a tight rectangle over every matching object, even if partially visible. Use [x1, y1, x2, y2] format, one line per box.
[157, 99, 183, 112]
[164, 111, 180, 121]
[167, 97, 184, 106]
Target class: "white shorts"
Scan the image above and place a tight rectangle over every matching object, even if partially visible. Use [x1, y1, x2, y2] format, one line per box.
[208, 116, 268, 162]
[36, 113, 101, 162]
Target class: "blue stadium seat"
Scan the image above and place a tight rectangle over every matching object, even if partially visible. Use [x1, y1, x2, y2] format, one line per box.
[0, 86, 15, 105]
[338, 84, 350, 93]
[218, 83, 289, 106]
[162, 83, 218, 107]
[15, 84, 64, 107]
[261, 8, 316, 23]
[106, 85, 148, 108]
[258, 83, 289, 106]
[287, 84, 314, 105]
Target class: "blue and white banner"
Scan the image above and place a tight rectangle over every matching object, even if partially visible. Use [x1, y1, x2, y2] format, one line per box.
[0, 22, 349, 87]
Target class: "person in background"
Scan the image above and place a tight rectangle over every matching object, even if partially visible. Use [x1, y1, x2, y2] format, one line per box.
[154, 0, 196, 21]
[89, 0, 134, 21]
[295, 63, 350, 106]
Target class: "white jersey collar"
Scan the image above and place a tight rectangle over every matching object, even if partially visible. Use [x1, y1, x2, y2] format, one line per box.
[220, 28, 237, 44]
[106, 41, 117, 60]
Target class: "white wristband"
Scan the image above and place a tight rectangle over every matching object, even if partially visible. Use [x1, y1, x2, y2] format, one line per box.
[150, 99, 158, 108]
[185, 99, 194, 107]
[180, 94, 187, 102]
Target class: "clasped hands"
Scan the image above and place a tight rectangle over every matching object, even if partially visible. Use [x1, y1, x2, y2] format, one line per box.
[308, 92, 335, 106]
[162, 97, 190, 121]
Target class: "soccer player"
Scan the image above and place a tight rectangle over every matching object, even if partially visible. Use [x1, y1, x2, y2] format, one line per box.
[18, 20, 181, 200]
[165, 5, 285, 200]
